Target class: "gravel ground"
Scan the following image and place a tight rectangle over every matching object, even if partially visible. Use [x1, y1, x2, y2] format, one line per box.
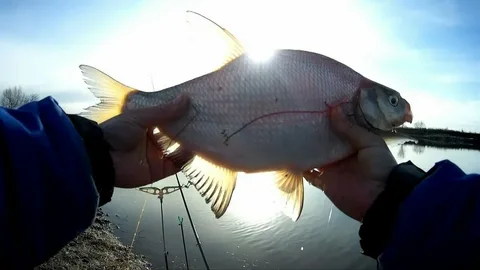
[35, 209, 152, 270]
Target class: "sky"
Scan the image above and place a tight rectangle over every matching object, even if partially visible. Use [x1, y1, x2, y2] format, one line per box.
[0, 0, 479, 132]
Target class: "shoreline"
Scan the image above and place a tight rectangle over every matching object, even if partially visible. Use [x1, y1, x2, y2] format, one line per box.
[35, 208, 152, 270]
[395, 127, 480, 151]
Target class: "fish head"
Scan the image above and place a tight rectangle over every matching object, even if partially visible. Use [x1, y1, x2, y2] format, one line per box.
[357, 83, 413, 131]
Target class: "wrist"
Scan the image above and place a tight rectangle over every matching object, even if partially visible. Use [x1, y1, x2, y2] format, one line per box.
[359, 161, 427, 259]
[67, 114, 115, 206]
[355, 182, 386, 222]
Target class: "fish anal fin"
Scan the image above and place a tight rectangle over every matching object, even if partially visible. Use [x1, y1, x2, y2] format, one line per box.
[79, 65, 137, 123]
[182, 155, 238, 218]
[273, 170, 305, 222]
[185, 11, 245, 71]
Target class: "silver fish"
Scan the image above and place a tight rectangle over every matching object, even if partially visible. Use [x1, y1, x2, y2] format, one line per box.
[78, 11, 413, 221]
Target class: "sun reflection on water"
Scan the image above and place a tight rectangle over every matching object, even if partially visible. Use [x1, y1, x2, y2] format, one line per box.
[226, 172, 291, 226]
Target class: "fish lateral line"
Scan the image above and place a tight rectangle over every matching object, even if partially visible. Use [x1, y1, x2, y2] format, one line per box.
[223, 100, 353, 144]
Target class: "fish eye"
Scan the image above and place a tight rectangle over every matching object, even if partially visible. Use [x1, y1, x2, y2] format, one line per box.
[389, 95, 398, 107]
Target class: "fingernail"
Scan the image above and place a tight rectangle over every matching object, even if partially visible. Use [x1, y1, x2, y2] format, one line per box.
[171, 95, 185, 105]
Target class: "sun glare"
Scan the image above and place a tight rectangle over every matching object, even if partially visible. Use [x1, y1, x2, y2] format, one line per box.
[246, 47, 275, 62]
[226, 171, 290, 224]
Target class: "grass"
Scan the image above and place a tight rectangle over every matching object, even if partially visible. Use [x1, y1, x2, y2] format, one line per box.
[35, 209, 152, 270]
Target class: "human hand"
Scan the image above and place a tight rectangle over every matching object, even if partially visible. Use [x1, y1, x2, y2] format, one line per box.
[303, 106, 398, 222]
[100, 95, 193, 188]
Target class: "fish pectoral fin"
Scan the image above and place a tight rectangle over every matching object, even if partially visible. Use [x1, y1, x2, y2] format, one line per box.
[273, 170, 305, 222]
[181, 155, 238, 218]
[78, 65, 137, 123]
[185, 10, 245, 71]
[153, 129, 180, 155]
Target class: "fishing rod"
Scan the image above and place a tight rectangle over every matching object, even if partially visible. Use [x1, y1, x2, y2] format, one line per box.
[175, 173, 211, 270]
[158, 192, 169, 270]
[138, 180, 211, 270]
[138, 186, 182, 270]
[178, 216, 190, 270]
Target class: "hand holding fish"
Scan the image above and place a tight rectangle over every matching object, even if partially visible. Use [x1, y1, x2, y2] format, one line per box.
[303, 106, 398, 222]
[99, 95, 193, 188]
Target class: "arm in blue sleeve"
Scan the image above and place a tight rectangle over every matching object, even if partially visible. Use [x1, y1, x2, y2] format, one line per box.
[0, 96, 115, 268]
[359, 160, 480, 269]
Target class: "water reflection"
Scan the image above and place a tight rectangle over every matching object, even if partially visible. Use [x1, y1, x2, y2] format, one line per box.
[413, 144, 426, 154]
[397, 144, 426, 159]
[397, 145, 405, 159]
[102, 145, 480, 270]
[395, 143, 480, 161]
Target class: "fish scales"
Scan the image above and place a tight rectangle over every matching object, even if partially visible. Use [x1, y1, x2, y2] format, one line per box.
[78, 11, 413, 221]
[127, 50, 363, 173]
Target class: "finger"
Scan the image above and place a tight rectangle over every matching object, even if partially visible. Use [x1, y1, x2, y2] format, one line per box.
[303, 170, 325, 190]
[146, 141, 180, 182]
[330, 105, 385, 150]
[130, 94, 190, 128]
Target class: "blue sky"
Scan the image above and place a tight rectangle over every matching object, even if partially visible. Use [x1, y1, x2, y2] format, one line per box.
[0, 0, 479, 131]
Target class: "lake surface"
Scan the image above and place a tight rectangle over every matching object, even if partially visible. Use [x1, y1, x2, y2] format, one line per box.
[102, 145, 480, 269]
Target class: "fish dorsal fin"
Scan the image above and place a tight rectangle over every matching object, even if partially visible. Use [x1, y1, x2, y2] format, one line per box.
[272, 170, 305, 221]
[181, 154, 238, 218]
[185, 10, 245, 71]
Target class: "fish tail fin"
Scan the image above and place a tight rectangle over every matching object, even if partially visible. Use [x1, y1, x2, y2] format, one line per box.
[79, 64, 138, 123]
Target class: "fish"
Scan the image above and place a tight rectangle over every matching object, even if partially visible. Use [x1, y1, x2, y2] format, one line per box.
[78, 11, 414, 222]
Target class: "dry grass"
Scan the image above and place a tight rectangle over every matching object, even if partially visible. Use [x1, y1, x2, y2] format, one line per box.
[35, 209, 152, 270]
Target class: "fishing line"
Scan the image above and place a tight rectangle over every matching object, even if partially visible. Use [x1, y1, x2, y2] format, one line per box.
[131, 94, 158, 249]
[224, 100, 352, 144]
[150, 74, 156, 92]
[326, 203, 333, 231]
[163, 104, 200, 152]
[130, 198, 148, 248]
[175, 173, 211, 270]
[355, 101, 379, 132]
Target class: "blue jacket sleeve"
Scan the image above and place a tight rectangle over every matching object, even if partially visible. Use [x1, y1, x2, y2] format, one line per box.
[380, 160, 480, 269]
[0, 97, 100, 268]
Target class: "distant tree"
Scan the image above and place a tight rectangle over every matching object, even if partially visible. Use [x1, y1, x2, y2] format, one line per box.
[0, 87, 39, 109]
[413, 121, 426, 129]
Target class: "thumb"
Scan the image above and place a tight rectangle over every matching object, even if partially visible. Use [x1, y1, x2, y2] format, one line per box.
[330, 105, 384, 150]
[131, 94, 190, 128]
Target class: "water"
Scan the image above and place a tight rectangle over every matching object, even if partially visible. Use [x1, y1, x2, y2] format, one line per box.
[102, 145, 480, 269]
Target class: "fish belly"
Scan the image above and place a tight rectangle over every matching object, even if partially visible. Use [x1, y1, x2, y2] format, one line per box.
[130, 50, 364, 172]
